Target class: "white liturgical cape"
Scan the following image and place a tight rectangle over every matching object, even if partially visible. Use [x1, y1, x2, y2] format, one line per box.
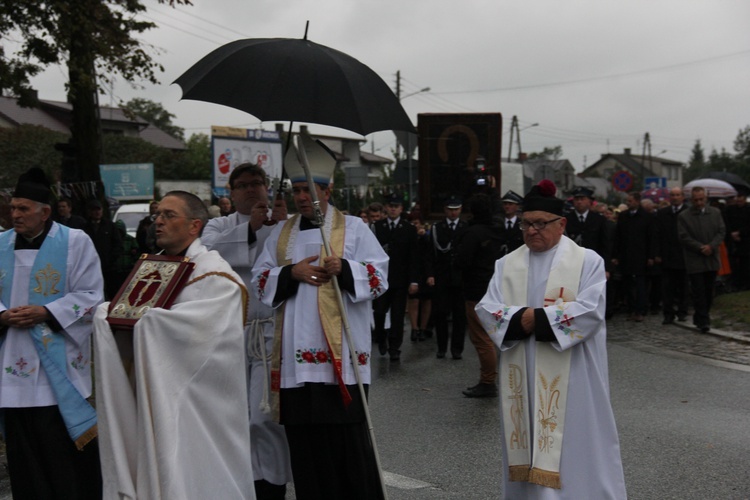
[476, 236, 626, 499]
[202, 212, 292, 485]
[93, 239, 256, 500]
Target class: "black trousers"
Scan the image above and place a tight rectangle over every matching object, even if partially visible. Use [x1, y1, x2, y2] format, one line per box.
[433, 284, 466, 355]
[373, 287, 407, 354]
[4, 405, 102, 500]
[689, 271, 716, 328]
[662, 268, 689, 319]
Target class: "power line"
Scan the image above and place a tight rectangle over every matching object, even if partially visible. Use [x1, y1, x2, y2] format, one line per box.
[433, 49, 750, 95]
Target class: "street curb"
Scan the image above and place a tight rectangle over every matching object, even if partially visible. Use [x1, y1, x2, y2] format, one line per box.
[672, 321, 750, 345]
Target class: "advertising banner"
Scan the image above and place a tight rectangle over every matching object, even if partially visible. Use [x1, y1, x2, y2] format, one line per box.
[100, 163, 154, 200]
[211, 126, 283, 198]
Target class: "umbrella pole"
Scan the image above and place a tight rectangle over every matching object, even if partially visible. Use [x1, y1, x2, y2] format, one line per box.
[297, 141, 390, 500]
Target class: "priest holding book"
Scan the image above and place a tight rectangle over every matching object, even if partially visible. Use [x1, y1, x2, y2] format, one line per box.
[93, 191, 256, 499]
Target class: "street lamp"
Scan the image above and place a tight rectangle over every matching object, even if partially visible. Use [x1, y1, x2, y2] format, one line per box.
[399, 87, 430, 207]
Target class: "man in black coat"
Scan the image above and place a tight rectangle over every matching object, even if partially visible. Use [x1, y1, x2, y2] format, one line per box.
[612, 192, 656, 322]
[54, 197, 87, 230]
[372, 194, 419, 361]
[427, 196, 467, 359]
[655, 187, 689, 324]
[724, 192, 750, 291]
[498, 190, 524, 256]
[565, 187, 611, 266]
[84, 199, 123, 300]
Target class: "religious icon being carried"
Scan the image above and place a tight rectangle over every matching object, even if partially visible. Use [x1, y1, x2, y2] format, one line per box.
[106, 254, 195, 329]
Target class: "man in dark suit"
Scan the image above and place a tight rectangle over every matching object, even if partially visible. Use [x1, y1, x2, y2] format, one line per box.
[566, 187, 611, 276]
[612, 192, 656, 322]
[372, 194, 419, 361]
[655, 187, 689, 324]
[427, 196, 467, 359]
[84, 199, 123, 300]
[499, 190, 524, 256]
[54, 197, 86, 230]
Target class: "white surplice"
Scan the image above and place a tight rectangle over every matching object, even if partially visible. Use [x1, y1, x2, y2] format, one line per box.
[475, 236, 627, 499]
[251, 213, 389, 388]
[93, 239, 256, 500]
[0, 224, 103, 408]
[202, 213, 292, 485]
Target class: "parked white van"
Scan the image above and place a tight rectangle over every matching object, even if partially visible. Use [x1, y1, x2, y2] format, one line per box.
[113, 203, 152, 238]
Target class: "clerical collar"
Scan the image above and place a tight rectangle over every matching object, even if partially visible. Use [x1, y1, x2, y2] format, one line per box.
[300, 216, 318, 231]
[15, 219, 53, 250]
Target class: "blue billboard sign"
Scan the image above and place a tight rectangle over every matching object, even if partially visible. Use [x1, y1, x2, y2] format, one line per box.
[100, 163, 155, 200]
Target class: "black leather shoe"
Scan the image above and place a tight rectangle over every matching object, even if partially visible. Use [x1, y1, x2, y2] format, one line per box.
[677, 315, 687, 322]
[462, 383, 498, 398]
[699, 325, 710, 333]
[436, 351, 446, 359]
[378, 339, 387, 356]
[390, 352, 400, 362]
[662, 317, 674, 325]
[451, 352, 462, 360]
[410, 329, 420, 342]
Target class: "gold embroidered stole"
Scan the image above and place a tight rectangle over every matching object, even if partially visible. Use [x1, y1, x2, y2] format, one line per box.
[500, 240, 585, 489]
[269, 209, 347, 422]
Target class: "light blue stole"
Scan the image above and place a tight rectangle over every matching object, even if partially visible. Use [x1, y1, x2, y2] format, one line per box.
[0, 224, 98, 449]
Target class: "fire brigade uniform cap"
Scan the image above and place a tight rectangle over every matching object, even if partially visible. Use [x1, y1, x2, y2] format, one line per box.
[523, 180, 564, 215]
[284, 131, 337, 186]
[500, 190, 523, 204]
[444, 196, 462, 209]
[572, 186, 595, 199]
[385, 193, 403, 205]
[14, 167, 52, 204]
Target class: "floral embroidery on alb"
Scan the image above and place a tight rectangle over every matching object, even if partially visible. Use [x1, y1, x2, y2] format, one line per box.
[5, 357, 36, 378]
[296, 348, 369, 366]
[361, 262, 384, 297]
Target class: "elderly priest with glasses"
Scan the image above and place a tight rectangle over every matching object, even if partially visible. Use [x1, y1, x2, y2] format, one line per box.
[475, 180, 626, 499]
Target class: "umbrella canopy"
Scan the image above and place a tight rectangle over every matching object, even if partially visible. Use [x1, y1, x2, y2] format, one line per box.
[684, 178, 737, 198]
[173, 38, 416, 136]
[697, 171, 750, 194]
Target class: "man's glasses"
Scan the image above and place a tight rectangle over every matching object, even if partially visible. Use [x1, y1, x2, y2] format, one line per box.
[233, 180, 266, 190]
[154, 211, 194, 221]
[520, 217, 562, 231]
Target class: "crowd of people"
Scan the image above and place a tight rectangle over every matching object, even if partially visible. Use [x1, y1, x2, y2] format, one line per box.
[1, 154, 747, 499]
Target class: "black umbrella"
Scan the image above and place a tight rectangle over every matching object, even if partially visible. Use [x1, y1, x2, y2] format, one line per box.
[698, 171, 750, 193]
[173, 37, 415, 136]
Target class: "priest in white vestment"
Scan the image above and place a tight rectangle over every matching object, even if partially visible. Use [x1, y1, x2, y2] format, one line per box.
[0, 168, 104, 498]
[476, 180, 626, 499]
[251, 132, 389, 500]
[93, 191, 256, 500]
[202, 162, 292, 500]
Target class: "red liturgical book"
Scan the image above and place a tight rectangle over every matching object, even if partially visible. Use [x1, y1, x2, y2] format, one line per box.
[106, 254, 195, 329]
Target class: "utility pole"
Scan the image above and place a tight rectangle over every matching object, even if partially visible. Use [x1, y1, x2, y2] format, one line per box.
[641, 132, 651, 190]
[507, 115, 518, 162]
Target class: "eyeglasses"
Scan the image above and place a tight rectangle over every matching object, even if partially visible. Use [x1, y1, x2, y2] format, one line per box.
[520, 217, 562, 231]
[154, 211, 194, 221]
[233, 180, 266, 190]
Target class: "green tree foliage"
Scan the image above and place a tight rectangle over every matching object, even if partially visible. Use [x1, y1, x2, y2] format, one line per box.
[684, 128, 750, 183]
[0, 0, 190, 183]
[123, 98, 185, 141]
[179, 133, 211, 180]
[528, 145, 563, 161]
[0, 125, 67, 186]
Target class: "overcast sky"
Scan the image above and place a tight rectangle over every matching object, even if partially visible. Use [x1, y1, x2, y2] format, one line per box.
[24, 0, 750, 171]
